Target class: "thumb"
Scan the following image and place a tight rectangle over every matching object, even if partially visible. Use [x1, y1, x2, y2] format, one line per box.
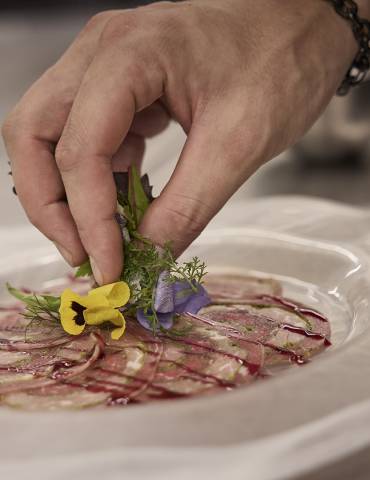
[138, 103, 260, 256]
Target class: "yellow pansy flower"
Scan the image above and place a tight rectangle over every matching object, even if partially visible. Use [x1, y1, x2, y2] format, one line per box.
[88, 281, 130, 308]
[59, 281, 130, 340]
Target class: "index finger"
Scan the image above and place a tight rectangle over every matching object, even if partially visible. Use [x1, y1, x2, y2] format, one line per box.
[55, 43, 163, 284]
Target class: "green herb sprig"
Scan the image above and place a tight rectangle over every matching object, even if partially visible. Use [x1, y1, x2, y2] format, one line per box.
[6, 283, 60, 324]
[7, 166, 208, 334]
[77, 166, 207, 330]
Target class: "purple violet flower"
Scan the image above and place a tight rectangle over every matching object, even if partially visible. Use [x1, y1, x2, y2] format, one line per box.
[137, 271, 211, 330]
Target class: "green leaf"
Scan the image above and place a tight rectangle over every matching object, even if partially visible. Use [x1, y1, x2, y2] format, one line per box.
[42, 295, 61, 312]
[6, 283, 36, 304]
[122, 205, 136, 232]
[6, 283, 60, 312]
[128, 165, 149, 225]
[75, 260, 93, 278]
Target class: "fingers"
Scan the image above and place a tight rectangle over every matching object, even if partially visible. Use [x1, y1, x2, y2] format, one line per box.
[1, 11, 119, 268]
[55, 39, 164, 284]
[139, 100, 260, 257]
[3, 9, 169, 282]
[2, 131, 87, 266]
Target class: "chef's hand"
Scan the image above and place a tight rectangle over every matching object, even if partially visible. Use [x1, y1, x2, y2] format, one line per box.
[1, 0, 363, 284]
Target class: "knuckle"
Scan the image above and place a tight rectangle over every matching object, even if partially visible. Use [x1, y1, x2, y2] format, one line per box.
[55, 121, 89, 173]
[100, 11, 141, 45]
[152, 13, 190, 59]
[160, 193, 208, 240]
[167, 209, 204, 239]
[145, 7, 184, 42]
[84, 10, 117, 32]
[55, 143, 79, 173]
[143, 1, 176, 11]
[99, 7, 179, 52]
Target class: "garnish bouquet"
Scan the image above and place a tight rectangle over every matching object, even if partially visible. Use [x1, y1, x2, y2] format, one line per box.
[7, 168, 210, 340]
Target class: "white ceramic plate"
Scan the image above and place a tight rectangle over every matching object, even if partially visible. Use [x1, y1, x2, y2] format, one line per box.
[1, 196, 370, 480]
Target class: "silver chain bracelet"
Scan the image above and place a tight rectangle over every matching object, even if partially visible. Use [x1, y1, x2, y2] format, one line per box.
[327, 0, 370, 95]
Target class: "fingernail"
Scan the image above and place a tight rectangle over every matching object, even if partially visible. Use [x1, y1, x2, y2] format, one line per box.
[90, 256, 104, 285]
[54, 242, 73, 266]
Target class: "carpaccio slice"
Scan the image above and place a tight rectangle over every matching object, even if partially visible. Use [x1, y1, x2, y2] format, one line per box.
[204, 274, 282, 302]
[0, 273, 331, 409]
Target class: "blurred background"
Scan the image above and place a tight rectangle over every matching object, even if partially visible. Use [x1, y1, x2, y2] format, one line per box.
[1, 0, 370, 230]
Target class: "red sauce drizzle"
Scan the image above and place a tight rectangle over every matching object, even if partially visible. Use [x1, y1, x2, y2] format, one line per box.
[280, 323, 331, 346]
[161, 334, 260, 375]
[255, 295, 329, 322]
[186, 312, 330, 366]
[0, 286, 332, 405]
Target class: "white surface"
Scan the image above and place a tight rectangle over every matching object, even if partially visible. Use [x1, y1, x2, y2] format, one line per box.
[1, 398, 370, 480]
[1, 197, 370, 479]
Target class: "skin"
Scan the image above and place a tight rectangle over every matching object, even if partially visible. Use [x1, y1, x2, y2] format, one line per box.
[2, 0, 370, 285]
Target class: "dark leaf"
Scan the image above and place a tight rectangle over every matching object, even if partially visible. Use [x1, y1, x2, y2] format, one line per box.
[141, 174, 155, 202]
[114, 172, 129, 198]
